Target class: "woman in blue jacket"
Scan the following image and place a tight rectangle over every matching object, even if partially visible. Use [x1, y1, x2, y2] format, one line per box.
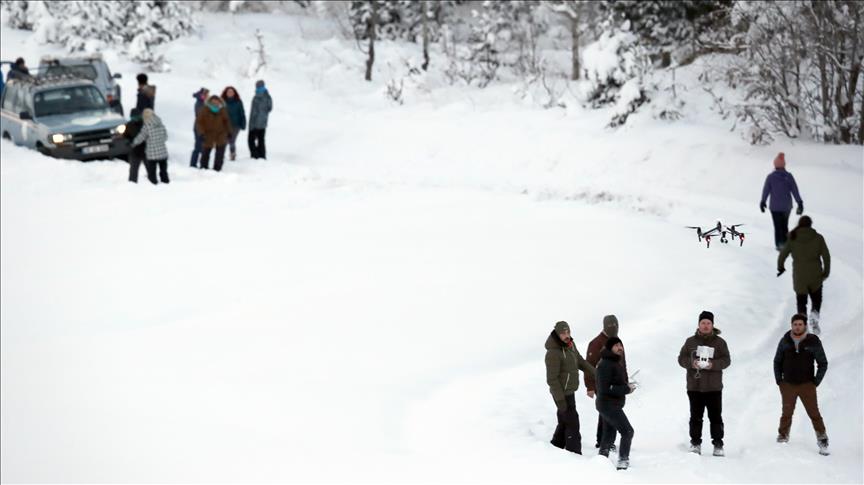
[221, 86, 247, 161]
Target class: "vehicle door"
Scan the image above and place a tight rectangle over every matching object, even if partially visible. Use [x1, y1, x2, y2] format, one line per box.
[0, 83, 24, 144]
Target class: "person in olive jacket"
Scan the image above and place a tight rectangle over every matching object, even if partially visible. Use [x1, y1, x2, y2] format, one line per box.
[778, 215, 830, 335]
[595, 336, 636, 470]
[773, 314, 829, 455]
[677, 311, 731, 456]
[585, 315, 627, 450]
[545, 320, 596, 454]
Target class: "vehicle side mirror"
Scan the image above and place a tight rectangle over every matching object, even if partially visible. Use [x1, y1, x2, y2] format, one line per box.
[19, 111, 32, 120]
[113, 73, 122, 79]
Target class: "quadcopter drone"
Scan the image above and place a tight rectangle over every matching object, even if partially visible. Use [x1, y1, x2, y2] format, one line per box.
[685, 221, 745, 248]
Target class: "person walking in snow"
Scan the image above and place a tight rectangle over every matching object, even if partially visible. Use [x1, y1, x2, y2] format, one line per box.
[130, 108, 170, 185]
[196, 95, 232, 171]
[777, 216, 830, 334]
[585, 315, 627, 451]
[760, 152, 804, 251]
[677, 311, 730, 457]
[123, 108, 147, 183]
[221, 86, 246, 161]
[248, 79, 272, 159]
[545, 320, 596, 455]
[773, 313, 829, 455]
[135, 73, 156, 112]
[595, 336, 636, 470]
[190, 87, 208, 168]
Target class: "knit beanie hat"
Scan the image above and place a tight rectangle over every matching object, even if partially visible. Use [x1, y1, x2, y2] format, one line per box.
[773, 152, 786, 169]
[603, 315, 619, 338]
[554, 321, 570, 334]
[255, 79, 265, 88]
[605, 336, 623, 351]
[699, 311, 714, 323]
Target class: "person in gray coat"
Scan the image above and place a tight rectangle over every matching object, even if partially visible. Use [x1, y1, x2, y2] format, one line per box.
[248, 79, 272, 159]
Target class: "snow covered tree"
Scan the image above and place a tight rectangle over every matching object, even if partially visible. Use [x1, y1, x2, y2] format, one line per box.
[544, 0, 602, 80]
[722, 1, 863, 144]
[1, 0, 197, 72]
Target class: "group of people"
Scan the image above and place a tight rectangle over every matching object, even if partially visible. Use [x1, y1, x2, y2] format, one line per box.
[545, 152, 833, 470]
[188, 80, 272, 171]
[121, 73, 273, 184]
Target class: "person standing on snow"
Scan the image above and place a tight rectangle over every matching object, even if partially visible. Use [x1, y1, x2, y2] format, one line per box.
[130, 108, 170, 185]
[545, 321, 596, 455]
[773, 314, 829, 455]
[760, 152, 804, 251]
[248, 79, 272, 159]
[595, 337, 636, 470]
[778, 216, 830, 334]
[6, 57, 31, 81]
[221, 86, 246, 161]
[123, 108, 147, 183]
[585, 315, 627, 451]
[196, 95, 232, 171]
[677, 311, 730, 457]
[135, 73, 156, 112]
[190, 87, 209, 168]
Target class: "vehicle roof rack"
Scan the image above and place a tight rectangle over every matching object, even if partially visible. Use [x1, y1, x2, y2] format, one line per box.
[8, 69, 95, 87]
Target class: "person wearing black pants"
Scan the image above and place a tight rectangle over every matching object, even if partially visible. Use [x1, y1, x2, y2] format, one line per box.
[145, 159, 170, 184]
[760, 152, 803, 251]
[596, 337, 635, 470]
[123, 108, 146, 183]
[678, 311, 731, 456]
[770, 210, 791, 250]
[248, 128, 266, 159]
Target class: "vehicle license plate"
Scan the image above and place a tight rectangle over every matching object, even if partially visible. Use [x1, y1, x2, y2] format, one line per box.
[82, 145, 109, 154]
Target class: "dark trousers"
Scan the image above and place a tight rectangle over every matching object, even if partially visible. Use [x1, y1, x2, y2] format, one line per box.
[771, 211, 791, 249]
[128, 154, 144, 183]
[143, 159, 170, 184]
[796, 287, 823, 315]
[598, 406, 634, 460]
[190, 132, 203, 167]
[201, 145, 226, 171]
[248, 128, 266, 159]
[779, 382, 826, 438]
[688, 391, 724, 447]
[228, 129, 239, 156]
[551, 394, 582, 454]
[596, 414, 617, 447]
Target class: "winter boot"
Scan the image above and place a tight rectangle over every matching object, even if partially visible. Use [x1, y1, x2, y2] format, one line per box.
[230, 151, 236, 161]
[609, 444, 617, 453]
[689, 444, 701, 455]
[809, 311, 821, 336]
[616, 458, 629, 470]
[777, 434, 789, 443]
[713, 445, 725, 457]
[598, 448, 610, 458]
[817, 435, 830, 456]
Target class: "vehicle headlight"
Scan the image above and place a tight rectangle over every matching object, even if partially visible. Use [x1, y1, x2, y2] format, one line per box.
[51, 133, 72, 144]
[113, 124, 126, 135]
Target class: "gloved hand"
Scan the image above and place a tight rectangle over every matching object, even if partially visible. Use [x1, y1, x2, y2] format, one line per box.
[627, 383, 638, 393]
[776, 379, 782, 386]
[796, 204, 803, 215]
[760, 202, 766, 213]
[777, 268, 786, 277]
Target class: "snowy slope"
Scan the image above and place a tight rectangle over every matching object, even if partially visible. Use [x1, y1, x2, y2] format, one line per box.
[1, 10, 862, 483]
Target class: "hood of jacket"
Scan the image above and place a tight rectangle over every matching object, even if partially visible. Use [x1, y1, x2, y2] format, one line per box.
[545, 330, 569, 351]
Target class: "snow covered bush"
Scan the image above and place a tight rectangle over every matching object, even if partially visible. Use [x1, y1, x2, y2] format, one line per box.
[1, 0, 197, 72]
[581, 22, 652, 126]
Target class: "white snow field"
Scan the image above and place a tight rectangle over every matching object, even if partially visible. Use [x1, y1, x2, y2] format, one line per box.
[2, 9, 863, 484]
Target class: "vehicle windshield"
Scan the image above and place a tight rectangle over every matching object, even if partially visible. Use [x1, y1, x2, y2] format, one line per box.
[34, 86, 107, 117]
[41, 64, 98, 81]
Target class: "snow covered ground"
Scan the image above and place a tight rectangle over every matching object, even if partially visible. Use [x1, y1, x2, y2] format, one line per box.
[2, 9, 863, 484]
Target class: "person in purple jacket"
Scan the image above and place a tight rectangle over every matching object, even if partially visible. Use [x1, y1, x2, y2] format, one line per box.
[761, 152, 804, 251]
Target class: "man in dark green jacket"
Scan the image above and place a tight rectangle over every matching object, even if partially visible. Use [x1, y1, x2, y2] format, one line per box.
[773, 314, 829, 455]
[677, 311, 731, 456]
[545, 320, 596, 454]
[778, 216, 830, 335]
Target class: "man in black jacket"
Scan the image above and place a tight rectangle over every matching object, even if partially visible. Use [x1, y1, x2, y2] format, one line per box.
[773, 313, 829, 455]
[123, 109, 147, 183]
[596, 337, 636, 470]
